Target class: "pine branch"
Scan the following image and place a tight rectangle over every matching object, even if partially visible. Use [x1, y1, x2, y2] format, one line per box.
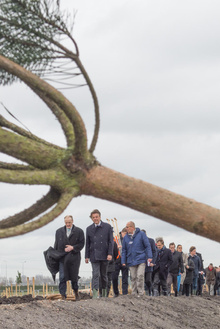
[0, 127, 66, 169]
[0, 187, 60, 229]
[0, 161, 34, 170]
[0, 187, 77, 238]
[0, 112, 63, 150]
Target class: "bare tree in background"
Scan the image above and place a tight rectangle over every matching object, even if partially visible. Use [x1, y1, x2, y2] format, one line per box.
[0, 0, 219, 241]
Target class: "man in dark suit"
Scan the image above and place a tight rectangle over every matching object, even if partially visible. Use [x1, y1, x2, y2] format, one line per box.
[141, 229, 157, 296]
[152, 237, 173, 296]
[54, 215, 85, 300]
[85, 209, 113, 299]
[112, 228, 129, 297]
[167, 242, 184, 296]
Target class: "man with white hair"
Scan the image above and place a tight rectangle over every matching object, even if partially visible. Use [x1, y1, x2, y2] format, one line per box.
[54, 215, 85, 300]
[122, 221, 152, 296]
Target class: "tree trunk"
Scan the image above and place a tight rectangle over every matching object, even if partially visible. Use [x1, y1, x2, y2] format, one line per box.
[81, 165, 220, 242]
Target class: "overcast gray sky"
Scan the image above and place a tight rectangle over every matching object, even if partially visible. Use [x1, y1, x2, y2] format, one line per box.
[0, 0, 220, 281]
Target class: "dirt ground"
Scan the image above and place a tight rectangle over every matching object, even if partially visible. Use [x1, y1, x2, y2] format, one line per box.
[0, 293, 219, 329]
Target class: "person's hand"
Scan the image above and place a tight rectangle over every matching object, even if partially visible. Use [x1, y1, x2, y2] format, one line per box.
[122, 264, 126, 266]
[107, 255, 112, 261]
[147, 258, 152, 263]
[65, 245, 73, 252]
[85, 258, 89, 263]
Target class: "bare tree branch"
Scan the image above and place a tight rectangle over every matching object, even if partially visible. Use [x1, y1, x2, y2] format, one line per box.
[0, 112, 63, 150]
[74, 57, 100, 154]
[0, 127, 66, 169]
[0, 162, 34, 170]
[0, 187, 77, 238]
[0, 188, 60, 229]
[0, 55, 88, 159]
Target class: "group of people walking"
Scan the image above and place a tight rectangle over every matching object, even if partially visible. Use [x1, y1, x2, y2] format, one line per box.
[45, 210, 220, 300]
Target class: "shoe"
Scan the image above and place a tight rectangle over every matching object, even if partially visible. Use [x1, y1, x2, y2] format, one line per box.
[114, 294, 119, 298]
[61, 294, 66, 300]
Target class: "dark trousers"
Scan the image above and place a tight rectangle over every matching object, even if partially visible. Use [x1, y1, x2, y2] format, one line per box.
[153, 271, 168, 295]
[99, 271, 112, 296]
[197, 276, 204, 295]
[167, 272, 178, 295]
[59, 262, 78, 296]
[112, 263, 129, 295]
[183, 283, 190, 296]
[145, 271, 153, 295]
[91, 261, 108, 290]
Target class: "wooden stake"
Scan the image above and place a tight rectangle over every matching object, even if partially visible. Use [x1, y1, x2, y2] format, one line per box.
[111, 218, 116, 236]
[43, 283, 45, 298]
[32, 277, 35, 298]
[27, 277, 29, 294]
[119, 278, 122, 295]
[114, 218, 121, 242]
[90, 282, 92, 296]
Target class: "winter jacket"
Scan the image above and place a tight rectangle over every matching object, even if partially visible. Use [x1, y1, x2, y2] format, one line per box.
[44, 247, 66, 281]
[215, 269, 220, 288]
[188, 254, 201, 278]
[168, 251, 184, 274]
[54, 225, 85, 282]
[107, 240, 119, 273]
[205, 266, 216, 285]
[153, 246, 173, 281]
[121, 228, 152, 267]
[183, 257, 195, 285]
[145, 237, 157, 273]
[85, 221, 113, 262]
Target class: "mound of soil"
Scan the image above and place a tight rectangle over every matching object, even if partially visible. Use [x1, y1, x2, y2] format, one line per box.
[0, 294, 44, 305]
[0, 294, 219, 329]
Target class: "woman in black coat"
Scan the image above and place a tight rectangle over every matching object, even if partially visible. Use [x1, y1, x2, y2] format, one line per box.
[183, 257, 195, 296]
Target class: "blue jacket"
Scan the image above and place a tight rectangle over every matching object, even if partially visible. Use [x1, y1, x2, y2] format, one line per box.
[85, 221, 113, 263]
[121, 228, 152, 267]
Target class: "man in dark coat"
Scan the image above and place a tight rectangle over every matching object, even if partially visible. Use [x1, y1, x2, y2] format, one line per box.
[141, 229, 157, 296]
[152, 237, 173, 296]
[167, 242, 184, 296]
[188, 246, 202, 295]
[85, 209, 113, 299]
[112, 228, 129, 297]
[54, 215, 85, 300]
[99, 238, 119, 297]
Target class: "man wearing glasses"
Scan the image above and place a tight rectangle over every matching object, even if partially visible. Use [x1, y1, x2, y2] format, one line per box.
[121, 221, 152, 297]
